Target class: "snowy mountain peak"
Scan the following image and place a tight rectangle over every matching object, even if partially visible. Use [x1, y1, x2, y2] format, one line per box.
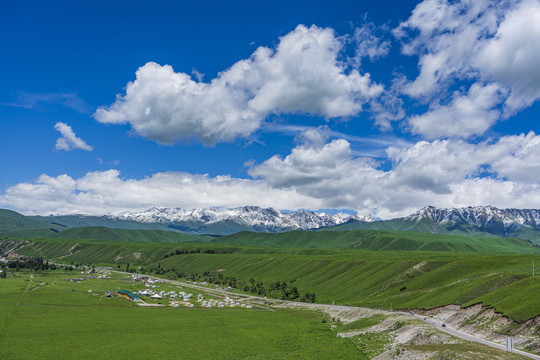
[409, 206, 540, 232]
[116, 206, 374, 232]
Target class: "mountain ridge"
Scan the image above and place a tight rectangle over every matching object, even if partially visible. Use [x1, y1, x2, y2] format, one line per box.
[114, 205, 375, 234]
[2, 205, 540, 242]
[327, 205, 540, 245]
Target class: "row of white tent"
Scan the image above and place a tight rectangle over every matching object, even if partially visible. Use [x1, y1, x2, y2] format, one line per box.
[138, 289, 194, 301]
[201, 298, 252, 309]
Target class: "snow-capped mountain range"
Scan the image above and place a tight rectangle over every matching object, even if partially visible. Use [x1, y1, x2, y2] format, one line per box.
[323, 205, 540, 244]
[407, 206, 540, 234]
[116, 205, 375, 232]
[28, 205, 540, 240]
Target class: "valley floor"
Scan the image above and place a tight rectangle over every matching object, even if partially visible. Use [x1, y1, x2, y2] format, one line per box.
[114, 269, 540, 359]
[1, 269, 536, 359]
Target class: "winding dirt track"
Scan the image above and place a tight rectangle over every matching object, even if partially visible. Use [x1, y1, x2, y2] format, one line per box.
[109, 270, 540, 360]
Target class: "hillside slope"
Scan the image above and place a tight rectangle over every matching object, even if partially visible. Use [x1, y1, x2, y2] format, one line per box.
[0, 209, 64, 237]
[50, 226, 213, 243]
[4, 236, 537, 322]
[31, 214, 174, 231]
[216, 229, 540, 253]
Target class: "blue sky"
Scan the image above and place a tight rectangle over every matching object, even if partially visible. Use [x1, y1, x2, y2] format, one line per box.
[1, 0, 539, 218]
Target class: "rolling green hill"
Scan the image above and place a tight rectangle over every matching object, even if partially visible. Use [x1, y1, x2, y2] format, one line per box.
[215, 229, 540, 253]
[0, 209, 64, 237]
[4, 236, 538, 322]
[2, 209, 539, 323]
[155, 251, 540, 322]
[0, 209, 215, 242]
[0, 238, 242, 266]
[326, 217, 540, 245]
[323, 218, 501, 237]
[31, 214, 176, 231]
[49, 226, 213, 243]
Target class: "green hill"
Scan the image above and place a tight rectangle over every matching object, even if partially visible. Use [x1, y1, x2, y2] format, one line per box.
[3, 236, 540, 322]
[50, 226, 213, 243]
[0, 209, 216, 242]
[215, 229, 539, 253]
[156, 251, 540, 322]
[31, 214, 176, 231]
[0, 237, 238, 266]
[0, 209, 64, 237]
[326, 217, 540, 245]
[323, 218, 496, 236]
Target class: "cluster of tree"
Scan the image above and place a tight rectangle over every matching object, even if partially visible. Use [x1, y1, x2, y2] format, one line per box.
[161, 248, 200, 259]
[190, 271, 237, 288]
[6, 257, 57, 271]
[160, 248, 233, 260]
[299, 291, 317, 303]
[120, 263, 140, 273]
[243, 278, 303, 300]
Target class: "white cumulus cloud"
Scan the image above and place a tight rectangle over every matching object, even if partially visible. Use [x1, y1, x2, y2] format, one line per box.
[395, 0, 540, 137]
[0, 170, 322, 215]
[249, 128, 540, 218]
[408, 83, 505, 138]
[54, 122, 93, 151]
[94, 25, 382, 145]
[2, 130, 540, 218]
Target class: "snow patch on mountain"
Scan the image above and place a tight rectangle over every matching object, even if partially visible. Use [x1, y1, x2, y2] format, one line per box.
[116, 206, 375, 231]
[408, 205, 540, 234]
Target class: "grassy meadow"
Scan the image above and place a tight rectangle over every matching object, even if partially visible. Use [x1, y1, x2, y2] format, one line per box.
[155, 251, 540, 321]
[215, 229, 540, 253]
[0, 270, 362, 359]
[4, 234, 540, 323]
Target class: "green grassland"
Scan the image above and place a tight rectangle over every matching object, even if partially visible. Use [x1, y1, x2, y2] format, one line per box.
[215, 229, 539, 253]
[50, 226, 214, 243]
[0, 270, 361, 359]
[324, 216, 540, 245]
[155, 251, 540, 322]
[0, 209, 64, 237]
[4, 236, 540, 322]
[2, 238, 240, 266]
[1, 270, 530, 360]
[1, 225, 213, 243]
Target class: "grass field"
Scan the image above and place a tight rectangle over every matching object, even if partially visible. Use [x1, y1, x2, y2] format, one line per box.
[216, 229, 540, 253]
[1, 270, 534, 360]
[0, 270, 363, 359]
[51, 226, 214, 243]
[155, 251, 540, 322]
[4, 236, 540, 323]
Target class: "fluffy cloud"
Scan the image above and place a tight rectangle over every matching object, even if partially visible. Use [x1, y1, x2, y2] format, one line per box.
[353, 22, 391, 65]
[54, 122, 93, 151]
[407, 83, 505, 138]
[0, 170, 322, 215]
[94, 25, 382, 145]
[3, 130, 540, 218]
[249, 128, 378, 193]
[249, 129, 540, 218]
[474, 0, 540, 112]
[483, 132, 540, 183]
[396, 0, 540, 137]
